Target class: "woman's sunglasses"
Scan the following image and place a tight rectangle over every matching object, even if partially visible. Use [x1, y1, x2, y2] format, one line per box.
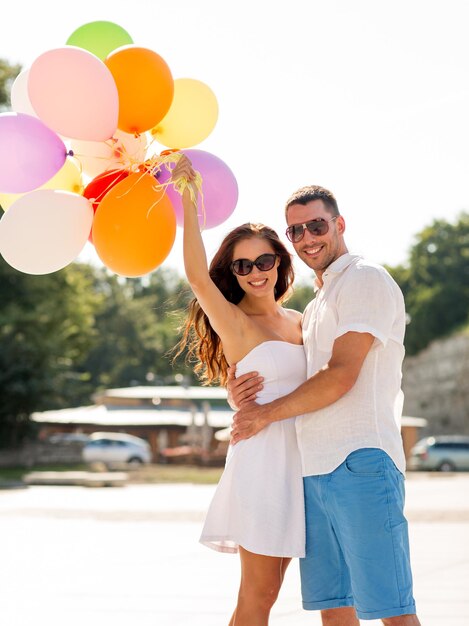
[285, 216, 338, 243]
[231, 253, 279, 276]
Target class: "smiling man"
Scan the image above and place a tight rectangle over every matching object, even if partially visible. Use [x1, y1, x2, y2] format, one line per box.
[229, 185, 421, 626]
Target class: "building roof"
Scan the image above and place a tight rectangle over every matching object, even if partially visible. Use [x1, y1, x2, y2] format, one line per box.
[401, 416, 428, 428]
[95, 385, 228, 402]
[31, 405, 233, 428]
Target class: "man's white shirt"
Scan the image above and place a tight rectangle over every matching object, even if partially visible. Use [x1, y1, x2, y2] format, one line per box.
[297, 253, 407, 476]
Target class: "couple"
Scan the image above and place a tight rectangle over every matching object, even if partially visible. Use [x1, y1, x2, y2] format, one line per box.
[172, 156, 421, 626]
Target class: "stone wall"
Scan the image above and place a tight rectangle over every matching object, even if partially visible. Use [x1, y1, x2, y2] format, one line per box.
[402, 332, 469, 436]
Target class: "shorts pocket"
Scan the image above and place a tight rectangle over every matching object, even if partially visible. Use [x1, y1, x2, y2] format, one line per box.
[344, 448, 385, 477]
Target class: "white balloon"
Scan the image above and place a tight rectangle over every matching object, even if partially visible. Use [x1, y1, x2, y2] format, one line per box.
[70, 130, 148, 179]
[10, 69, 38, 118]
[0, 189, 93, 275]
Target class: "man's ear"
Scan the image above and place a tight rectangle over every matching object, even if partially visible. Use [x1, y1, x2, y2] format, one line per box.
[337, 215, 346, 235]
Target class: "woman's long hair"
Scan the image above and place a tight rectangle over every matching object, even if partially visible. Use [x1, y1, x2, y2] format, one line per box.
[174, 223, 295, 386]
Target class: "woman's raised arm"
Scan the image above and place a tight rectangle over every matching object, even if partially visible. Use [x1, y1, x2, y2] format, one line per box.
[170, 155, 244, 340]
[170, 156, 209, 289]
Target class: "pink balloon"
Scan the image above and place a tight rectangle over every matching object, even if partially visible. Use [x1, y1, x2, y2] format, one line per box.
[28, 46, 119, 141]
[0, 113, 66, 193]
[156, 149, 239, 229]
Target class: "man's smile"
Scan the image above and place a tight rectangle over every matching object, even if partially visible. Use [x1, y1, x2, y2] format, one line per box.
[302, 244, 324, 256]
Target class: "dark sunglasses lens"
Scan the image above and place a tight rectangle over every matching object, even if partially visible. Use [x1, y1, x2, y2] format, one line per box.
[306, 220, 328, 236]
[287, 219, 330, 242]
[287, 225, 304, 243]
[232, 259, 252, 275]
[255, 254, 277, 271]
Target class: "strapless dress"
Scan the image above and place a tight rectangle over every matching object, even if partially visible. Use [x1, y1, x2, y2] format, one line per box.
[199, 340, 307, 557]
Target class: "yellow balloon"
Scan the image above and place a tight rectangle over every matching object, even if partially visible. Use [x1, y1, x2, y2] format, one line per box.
[152, 78, 218, 148]
[0, 158, 84, 210]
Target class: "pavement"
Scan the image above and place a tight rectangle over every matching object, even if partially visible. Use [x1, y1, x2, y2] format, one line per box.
[0, 472, 468, 626]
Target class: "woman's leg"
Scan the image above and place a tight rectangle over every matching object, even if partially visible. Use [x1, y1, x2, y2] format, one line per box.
[229, 546, 291, 626]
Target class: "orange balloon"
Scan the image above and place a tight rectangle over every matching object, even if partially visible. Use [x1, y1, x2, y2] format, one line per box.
[92, 172, 176, 277]
[105, 46, 174, 134]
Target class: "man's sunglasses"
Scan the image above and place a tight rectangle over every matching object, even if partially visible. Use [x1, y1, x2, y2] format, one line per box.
[231, 253, 279, 276]
[285, 216, 338, 243]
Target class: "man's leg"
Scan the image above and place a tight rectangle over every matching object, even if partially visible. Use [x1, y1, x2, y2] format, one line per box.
[321, 607, 359, 625]
[300, 475, 356, 616]
[382, 616, 421, 625]
[328, 449, 419, 622]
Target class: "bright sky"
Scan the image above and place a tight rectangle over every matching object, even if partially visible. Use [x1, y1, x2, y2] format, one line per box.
[2, 0, 469, 282]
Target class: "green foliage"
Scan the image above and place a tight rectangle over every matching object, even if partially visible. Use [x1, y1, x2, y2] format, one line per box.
[0, 262, 100, 447]
[0, 58, 21, 111]
[387, 212, 469, 354]
[286, 279, 314, 313]
[0, 261, 194, 447]
[80, 267, 194, 390]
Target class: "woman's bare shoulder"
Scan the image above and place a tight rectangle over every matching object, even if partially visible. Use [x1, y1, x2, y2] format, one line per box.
[283, 307, 303, 322]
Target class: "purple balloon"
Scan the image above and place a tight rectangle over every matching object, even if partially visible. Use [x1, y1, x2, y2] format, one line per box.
[0, 113, 66, 193]
[156, 149, 238, 229]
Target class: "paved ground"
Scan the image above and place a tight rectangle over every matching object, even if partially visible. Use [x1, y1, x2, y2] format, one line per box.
[0, 472, 468, 625]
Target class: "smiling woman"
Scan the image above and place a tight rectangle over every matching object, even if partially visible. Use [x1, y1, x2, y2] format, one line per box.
[169, 154, 307, 625]
[174, 221, 296, 384]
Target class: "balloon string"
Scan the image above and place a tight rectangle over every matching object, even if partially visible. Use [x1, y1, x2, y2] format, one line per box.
[145, 151, 207, 230]
[72, 135, 206, 229]
[72, 134, 150, 177]
[107, 134, 150, 172]
[90, 174, 129, 204]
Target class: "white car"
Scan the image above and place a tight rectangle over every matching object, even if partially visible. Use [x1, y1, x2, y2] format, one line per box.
[82, 432, 152, 467]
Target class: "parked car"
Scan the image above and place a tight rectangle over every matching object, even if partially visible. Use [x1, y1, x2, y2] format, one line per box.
[82, 432, 152, 467]
[408, 435, 469, 472]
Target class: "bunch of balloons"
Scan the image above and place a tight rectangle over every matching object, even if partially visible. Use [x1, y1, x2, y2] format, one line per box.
[0, 20, 239, 277]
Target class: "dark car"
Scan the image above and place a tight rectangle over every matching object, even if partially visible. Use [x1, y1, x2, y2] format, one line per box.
[408, 435, 469, 472]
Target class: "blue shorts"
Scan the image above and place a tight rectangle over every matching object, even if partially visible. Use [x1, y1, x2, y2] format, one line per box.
[300, 448, 416, 620]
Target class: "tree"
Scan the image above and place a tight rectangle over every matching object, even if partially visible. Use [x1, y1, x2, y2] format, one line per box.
[286, 279, 315, 313]
[0, 261, 101, 447]
[0, 259, 197, 447]
[387, 212, 469, 354]
[0, 58, 21, 111]
[79, 267, 194, 390]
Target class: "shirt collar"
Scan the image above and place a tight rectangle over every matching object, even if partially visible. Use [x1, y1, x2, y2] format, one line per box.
[316, 253, 362, 289]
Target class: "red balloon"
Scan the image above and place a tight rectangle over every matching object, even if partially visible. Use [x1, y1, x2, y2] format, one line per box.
[84, 169, 129, 243]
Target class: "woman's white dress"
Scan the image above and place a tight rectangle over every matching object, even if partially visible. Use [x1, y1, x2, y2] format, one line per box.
[199, 340, 307, 557]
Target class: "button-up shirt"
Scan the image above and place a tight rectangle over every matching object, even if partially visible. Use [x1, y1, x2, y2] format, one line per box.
[297, 253, 407, 475]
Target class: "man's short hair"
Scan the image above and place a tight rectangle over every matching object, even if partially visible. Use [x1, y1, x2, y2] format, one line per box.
[285, 185, 339, 217]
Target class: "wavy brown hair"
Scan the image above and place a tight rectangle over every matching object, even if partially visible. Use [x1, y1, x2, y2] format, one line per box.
[174, 223, 295, 386]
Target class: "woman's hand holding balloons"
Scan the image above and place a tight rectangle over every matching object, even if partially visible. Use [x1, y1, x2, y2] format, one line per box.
[170, 154, 199, 209]
[157, 149, 238, 230]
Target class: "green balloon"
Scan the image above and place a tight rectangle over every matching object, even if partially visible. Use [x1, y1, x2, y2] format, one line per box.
[66, 21, 133, 60]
